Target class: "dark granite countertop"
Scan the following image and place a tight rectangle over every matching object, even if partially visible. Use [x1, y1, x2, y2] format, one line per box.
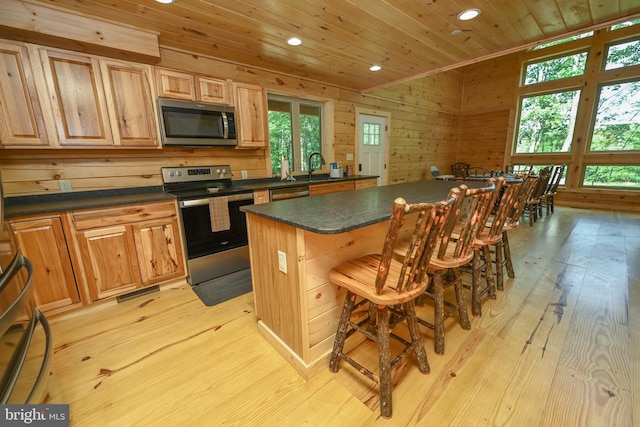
[4, 175, 379, 219]
[241, 180, 485, 234]
[4, 186, 175, 218]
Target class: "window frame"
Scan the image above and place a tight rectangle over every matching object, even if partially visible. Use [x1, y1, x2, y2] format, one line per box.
[509, 26, 640, 191]
[267, 93, 326, 176]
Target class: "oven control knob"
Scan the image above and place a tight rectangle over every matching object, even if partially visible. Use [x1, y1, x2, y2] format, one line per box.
[168, 171, 174, 177]
[176, 171, 182, 176]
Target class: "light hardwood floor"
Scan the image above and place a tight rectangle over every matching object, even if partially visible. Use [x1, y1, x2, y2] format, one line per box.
[45, 207, 640, 426]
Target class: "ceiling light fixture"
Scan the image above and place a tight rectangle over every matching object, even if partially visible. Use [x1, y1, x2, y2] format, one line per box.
[457, 8, 480, 21]
[369, 65, 382, 72]
[451, 29, 462, 36]
[286, 37, 302, 46]
[155, 0, 175, 4]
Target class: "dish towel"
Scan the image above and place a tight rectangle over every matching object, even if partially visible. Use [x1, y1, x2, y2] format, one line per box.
[209, 196, 231, 232]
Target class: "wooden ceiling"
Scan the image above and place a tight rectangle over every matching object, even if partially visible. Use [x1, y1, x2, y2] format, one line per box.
[34, 0, 640, 92]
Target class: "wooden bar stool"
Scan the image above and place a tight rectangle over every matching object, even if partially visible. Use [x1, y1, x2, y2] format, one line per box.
[540, 164, 565, 214]
[499, 176, 538, 279]
[469, 181, 521, 316]
[328, 189, 461, 418]
[523, 167, 551, 225]
[391, 181, 497, 354]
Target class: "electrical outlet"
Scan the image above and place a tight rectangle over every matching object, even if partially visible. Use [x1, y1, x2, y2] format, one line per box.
[346, 153, 354, 161]
[278, 250, 287, 274]
[241, 170, 248, 179]
[59, 179, 72, 192]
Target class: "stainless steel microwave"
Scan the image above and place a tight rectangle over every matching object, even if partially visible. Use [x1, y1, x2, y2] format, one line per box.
[157, 98, 238, 147]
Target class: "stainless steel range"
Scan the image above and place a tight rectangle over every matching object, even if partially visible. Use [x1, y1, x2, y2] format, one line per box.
[162, 165, 254, 300]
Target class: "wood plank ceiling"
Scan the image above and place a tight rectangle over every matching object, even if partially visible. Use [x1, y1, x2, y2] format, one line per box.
[33, 0, 640, 92]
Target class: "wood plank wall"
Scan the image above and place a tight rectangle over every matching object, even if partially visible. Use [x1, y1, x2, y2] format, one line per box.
[0, 46, 462, 196]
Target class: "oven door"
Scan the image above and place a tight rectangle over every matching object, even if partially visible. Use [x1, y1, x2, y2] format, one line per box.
[179, 192, 254, 260]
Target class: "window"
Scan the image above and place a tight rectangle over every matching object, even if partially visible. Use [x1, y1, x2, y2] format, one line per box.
[590, 80, 640, 152]
[605, 38, 640, 70]
[532, 32, 593, 50]
[515, 24, 640, 191]
[268, 95, 323, 174]
[583, 165, 640, 188]
[610, 19, 640, 31]
[524, 52, 588, 84]
[515, 90, 580, 153]
[362, 122, 381, 145]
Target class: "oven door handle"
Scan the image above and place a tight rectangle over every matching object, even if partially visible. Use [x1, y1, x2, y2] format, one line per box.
[179, 193, 254, 208]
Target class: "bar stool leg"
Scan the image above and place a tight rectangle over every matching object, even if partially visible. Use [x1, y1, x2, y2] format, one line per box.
[329, 291, 356, 373]
[495, 240, 505, 291]
[433, 270, 446, 355]
[452, 267, 471, 330]
[482, 245, 497, 300]
[471, 249, 483, 317]
[377, 305, 392, 418]
[405, 301, 430, 374]
[503, 231, 515, 278]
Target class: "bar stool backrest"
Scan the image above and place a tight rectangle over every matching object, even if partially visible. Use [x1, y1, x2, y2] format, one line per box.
[378, 189, 461, 295]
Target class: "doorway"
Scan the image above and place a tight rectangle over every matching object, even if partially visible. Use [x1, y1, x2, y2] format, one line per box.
[356, 110, 389, 186]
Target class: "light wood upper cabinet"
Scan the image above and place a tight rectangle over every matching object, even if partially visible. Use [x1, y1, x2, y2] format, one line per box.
[197, 76, 232, 105]
[39, 47, 159, 148]
[155, 68, 195, 100]
[0, 40, 53, 147]
[39, 48, 113, 147]
[9, 216, 81, 313]
[100, 59, 159, 147]
[234, 82, 269, 149]
[156, 67, 232, 105]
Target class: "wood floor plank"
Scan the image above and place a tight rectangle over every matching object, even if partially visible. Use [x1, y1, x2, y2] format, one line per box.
[42, 208, 640, 425]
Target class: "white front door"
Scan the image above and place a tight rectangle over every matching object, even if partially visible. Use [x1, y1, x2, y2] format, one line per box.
[357, 113, 388, 186]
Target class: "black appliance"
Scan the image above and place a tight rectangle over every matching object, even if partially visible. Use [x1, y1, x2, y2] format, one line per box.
[162, 165, 254, 300]
[157, 98, 237, 147]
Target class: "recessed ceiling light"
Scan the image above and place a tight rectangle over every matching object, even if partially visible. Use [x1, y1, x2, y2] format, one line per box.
[155, 0, 174, 4]
[286, 37, 302, 46]
[457, 8, 480, 21]
[369, 65, 382, 71]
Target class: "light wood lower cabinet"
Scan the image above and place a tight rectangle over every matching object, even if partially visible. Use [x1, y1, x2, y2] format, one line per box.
[355, 178, 378, 189]
[71, 200, 185, 302]
[75, 224, 141, 301]
[309, 181, 355, 196]
[9, 200, 186, 311]
[133, 217, 185, 286]
[9, 216, 81, 313]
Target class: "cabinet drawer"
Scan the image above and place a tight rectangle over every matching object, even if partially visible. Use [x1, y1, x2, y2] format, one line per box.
[309, 181, 355, 196]
[71, 201, 177, 231]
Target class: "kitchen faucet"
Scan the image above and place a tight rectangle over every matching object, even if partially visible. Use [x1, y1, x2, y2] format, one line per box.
[308, 152, 325, 179]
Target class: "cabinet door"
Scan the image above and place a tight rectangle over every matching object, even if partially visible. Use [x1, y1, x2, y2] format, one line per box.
[234, 83, 268, 148]
[0, 41, 52, 147]
[10, 217, 80, 312]
[155, 68, 195, 100]
[100, 59, 159, 147]
[133, 217, 185, 285]
[76, 225, 141, 301]
[39, 48, 113, 146]
[197, 76, 231, 105]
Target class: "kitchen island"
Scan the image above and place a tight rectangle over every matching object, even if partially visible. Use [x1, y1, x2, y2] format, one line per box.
[242, 180, 482, 378]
